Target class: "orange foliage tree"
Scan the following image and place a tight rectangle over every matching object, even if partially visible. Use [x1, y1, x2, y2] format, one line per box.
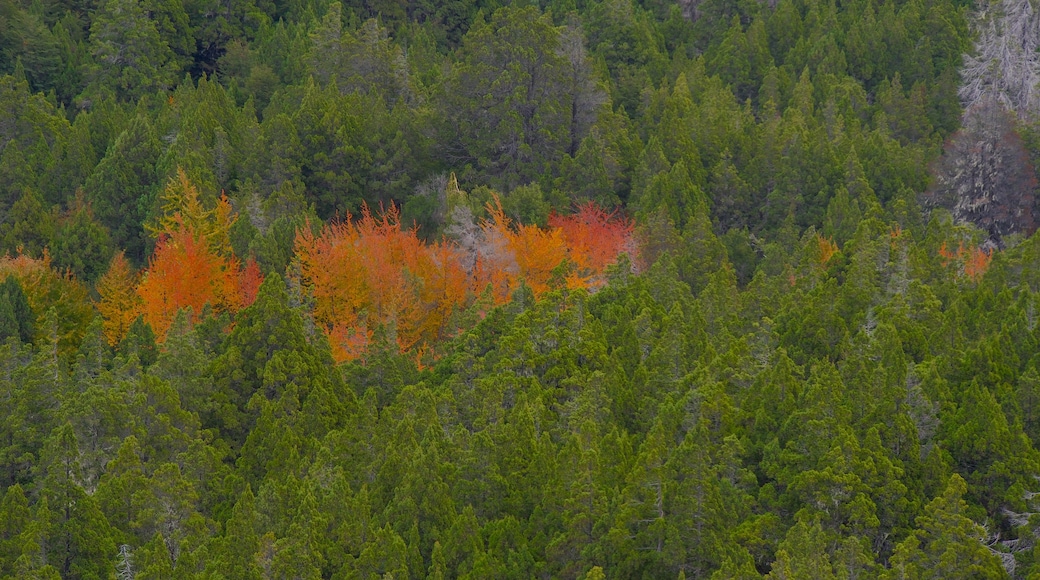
[938, 241, 962, 267]
[297, 200, 638, 362]
[548, 201, 637, 288]
[938, 241, 994, 281]
[137, 224, 243, 341]
[295, 204, 469, 361]
[814, 234, 839, 266]
[474, 199, 636, 301]
[238, 258, 263, 308]
[964, 247, 994, 281]
[474, 202, 570, 300]
[133, 170, 260, 342]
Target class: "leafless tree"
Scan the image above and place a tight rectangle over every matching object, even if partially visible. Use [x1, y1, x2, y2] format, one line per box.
[960, 0, 1040, 118]
[980, 522, 1019, 577]
[924, 96, 1039, 240]
[116, 545, 134, 580]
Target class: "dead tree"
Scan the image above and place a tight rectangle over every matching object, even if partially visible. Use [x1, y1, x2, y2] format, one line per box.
[924, 97, 1039, 241]
[960, 0, 1040, 118]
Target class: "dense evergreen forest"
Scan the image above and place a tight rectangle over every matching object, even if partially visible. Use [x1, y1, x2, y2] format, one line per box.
[4, 0, 1040, 574]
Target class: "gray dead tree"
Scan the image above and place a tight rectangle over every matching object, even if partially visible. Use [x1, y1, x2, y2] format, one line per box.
[924, 97, 1039, 241]
[960, 0, 1040, 118]
[931, 0, 1040, 241]
[116, 544, 134, 580]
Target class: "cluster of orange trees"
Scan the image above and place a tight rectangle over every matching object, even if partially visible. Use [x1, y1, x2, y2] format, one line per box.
[96, 230, 263, 345]
[88, 171, 637, 362]
[3, 169, 1004, 368]
[96, 171, 263, 345]
[295, 200, 637, 361]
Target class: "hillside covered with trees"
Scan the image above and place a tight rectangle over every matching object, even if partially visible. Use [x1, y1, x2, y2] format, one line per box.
[3, 0, 1040, 576]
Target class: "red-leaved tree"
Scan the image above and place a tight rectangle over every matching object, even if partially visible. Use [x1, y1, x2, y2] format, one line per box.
[549, 201, 637, 288]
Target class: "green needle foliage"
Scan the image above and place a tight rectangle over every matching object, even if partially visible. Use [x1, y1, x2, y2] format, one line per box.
[3, 0, 1040, 575]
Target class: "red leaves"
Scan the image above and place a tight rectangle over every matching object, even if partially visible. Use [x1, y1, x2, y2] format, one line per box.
[238, 258, 263, 308]
[549, 201, 637, 281]
[964, 246, 994, 281]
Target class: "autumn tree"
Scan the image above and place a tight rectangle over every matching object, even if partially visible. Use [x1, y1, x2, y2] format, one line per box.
[136, 225, 242, 341]
[95, 251, 141, 345]
[0, 252, 93, 351]
[467, 198, 637, 301]
[548, 201, 638, 288]
[134, 170, 259, 341]
[295, 203, 468, 361]
[473, 201, 570, 300]
[297, 196, 637, 361]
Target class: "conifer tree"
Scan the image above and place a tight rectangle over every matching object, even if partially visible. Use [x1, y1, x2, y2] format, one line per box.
[886, 474, 1006, 579]
[86, 0, 179, 100]
[84, 115, 162, 264]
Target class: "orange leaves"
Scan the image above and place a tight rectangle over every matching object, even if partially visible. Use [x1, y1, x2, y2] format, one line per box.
[938, 241, 994, 281]
[477, 199, 636, 301]
[99, 171, 261, 344]
[98, 230, 259, 345]
[296, 200, 637, 363]
[421, 241, 471, 340]
[104, 170, 633, 363]
[815, 234, 839, 265]
[296, 204, 468, 362]
[137, 226, 242, 341]
[938, 241, 960, 267]
[0, 251, 57, 291]
[96, 252, 141, 345]
[295, 220, 369, 354]
[549, 201, 637, 285]
[475, 202, 568, 300]
[509, 222, 570, 294]
[238, 258, 263, 308]
[964, 246, 994, 281]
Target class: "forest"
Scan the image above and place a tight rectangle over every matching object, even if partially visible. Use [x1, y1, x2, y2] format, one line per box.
[3, 0, 1040, 574]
